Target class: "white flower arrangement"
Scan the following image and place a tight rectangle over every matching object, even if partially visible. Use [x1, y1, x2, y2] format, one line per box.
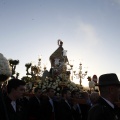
[65, 81, 80, 91]
[56, 93, 59, 96]
[38, 76, 80, 96]
[57, 88, 60, 91]
[0, 53, 12, 81]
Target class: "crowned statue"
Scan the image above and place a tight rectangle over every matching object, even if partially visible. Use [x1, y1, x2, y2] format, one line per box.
[23, 40, 81, 96]
[49, 39, 70, 81]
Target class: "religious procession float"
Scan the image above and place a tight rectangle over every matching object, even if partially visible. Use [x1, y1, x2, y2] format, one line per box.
[0, 40, 120, 107]
[0, 40, 98, 97]
[22, 40, 85, 96]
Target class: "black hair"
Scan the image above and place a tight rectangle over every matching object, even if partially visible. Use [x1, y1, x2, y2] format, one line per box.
[7, 79, 26, 94]
[61, 88, 70, 97]
[34, 87, 41, 93]
[46, 87, 54, 93]
[71, 90, 79, 97]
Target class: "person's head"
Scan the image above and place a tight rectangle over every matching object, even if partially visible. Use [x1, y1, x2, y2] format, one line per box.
[82, 91, 90, 100]
[7, 79, 26, 100]
[61, 88, 71, 100]
[71, 90, 80, 99]
[46, 88, 55, 98]
[34, 87, 42, 98]
[98, 73, 120, 102]
[90, 92, 99, 105]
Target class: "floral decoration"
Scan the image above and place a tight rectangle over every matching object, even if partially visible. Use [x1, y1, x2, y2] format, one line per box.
[0, 53, 12, 81]
[38, 76, 80, 96]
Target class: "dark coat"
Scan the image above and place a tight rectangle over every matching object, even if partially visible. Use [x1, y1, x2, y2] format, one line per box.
[17, 97, 29, 120]
[87, 97, 120, 120]
[0, 91, 9, 120]
[72, 104, 82, 120]
[71, 101, 90, 120]
[4, 96, 26, 120]
[57, 99, 74, 120]
[41, 96, 59, 120]
[80, 103, 91, 120]
[28, 96, 42, 120]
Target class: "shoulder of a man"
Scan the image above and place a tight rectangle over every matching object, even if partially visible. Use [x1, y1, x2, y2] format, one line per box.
[88, 103, 106, 120]
[89, 103, 104, 113]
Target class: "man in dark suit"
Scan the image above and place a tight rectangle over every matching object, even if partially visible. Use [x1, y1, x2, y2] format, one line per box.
[58, 88, 74, 120]
[71, 90, 82, 120]
[41, 87, 58, 120]
[87, 73, 120, 120]
[71, 90, 91, 120]
[28, 87, 42, 120]
[4, 78, 26, 120]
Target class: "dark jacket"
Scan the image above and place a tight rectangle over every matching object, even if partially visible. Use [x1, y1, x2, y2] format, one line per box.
[71, 100, 90, 120]
[41, 96, 59, 120]
[72, 104, 82, 120]
[0, 91, 9, 120]
[58, 99, 74, 120]
[4, 96, 26, 120]
[28, 96, 42, 120]
[80, 103, 91, 120]
[87, 97, 120, 120]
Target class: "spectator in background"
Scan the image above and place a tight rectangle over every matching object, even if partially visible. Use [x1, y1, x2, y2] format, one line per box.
[79, 91, 91, 120]
[82, 91, 91, 106]
[90, 92, 99, 106]
[41, 87, 58, 120]
[71, 90, 82, 120]
[58, 88, 74, 120]
[88, 73, 120, 120]
[28, 87, 43, 120]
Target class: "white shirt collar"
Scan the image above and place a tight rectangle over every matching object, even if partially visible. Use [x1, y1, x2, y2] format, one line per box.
[102, 97, 114, 109]
[11, 101, 16, 112]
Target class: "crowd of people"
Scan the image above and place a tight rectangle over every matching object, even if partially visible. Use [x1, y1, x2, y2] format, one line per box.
[0, 73, 120, 120]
